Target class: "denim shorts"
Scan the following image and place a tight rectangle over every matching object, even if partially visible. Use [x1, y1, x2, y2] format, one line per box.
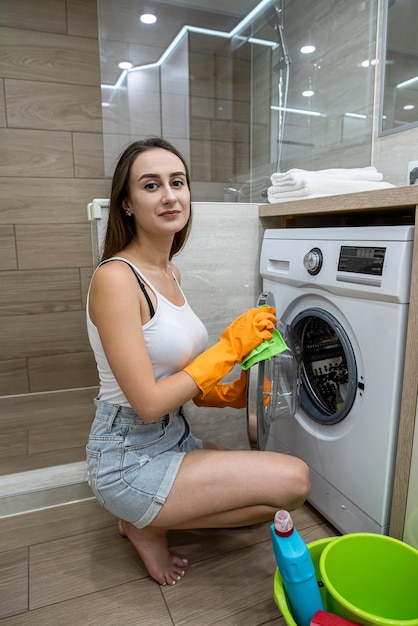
[86, 399, 203, 528]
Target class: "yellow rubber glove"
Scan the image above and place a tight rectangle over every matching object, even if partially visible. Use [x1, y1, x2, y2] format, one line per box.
[183, 307, 276, 395]
[193, 370, 248, 409]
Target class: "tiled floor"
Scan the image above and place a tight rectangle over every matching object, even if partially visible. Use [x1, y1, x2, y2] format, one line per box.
[0, 405, 338, 625]
[0, 497, 337, 625]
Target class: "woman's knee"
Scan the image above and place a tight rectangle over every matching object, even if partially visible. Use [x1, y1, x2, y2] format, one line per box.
[291, 457, 311, 506]
[278, 455, 311, 510]
[297, 456, 311, 491]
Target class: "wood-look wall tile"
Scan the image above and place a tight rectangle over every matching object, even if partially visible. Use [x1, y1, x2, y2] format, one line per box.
[28, 412, 92, 454]
[15, 224, 92, 270]
[0, 499, 115, 553]
[190, 139, 212, 181]
[0, 27, 100, 86]
[161, 93, 189, 139]
[103, 133, 136, 177]
[0, 428, 28, 461]
[0, 129, 74, 178]
[0, 0, 66, 34]
[0, 388, 95, 430]
[0, 79, 6, 127]
[0, 178, 107, 225]
[0, 359, 29, 395]
[211, 120, 233, 142]
[235, 141, 251, 178]
[233, 122, 250, 143]
[5, 80, 102, 133]
[128, 74, 163, 137]
[0, 0, 104, 475]
[214, 53, 233, 101]
[28, 416, 92, 454]
[28, 351, 98, 393]
[214, 98, 233, 121]
[191, 181, 225, 202]
[212, 140, 234, 181]
[0, 269, 82, 316]
[80, 266, 94, 306]
[67, 0, 98, 39]
[0, 225, 17, 270]
[190, 100, 214, 127]
[0, 310, 90, 360]
[0, 447, 87, 476]
[0, 547, 28, 619]
[73, 132, 105, 178]
[189, 52, 215, 98]
[101, 95, 132, 136]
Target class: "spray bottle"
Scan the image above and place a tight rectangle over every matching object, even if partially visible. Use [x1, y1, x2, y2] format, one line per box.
[271, 510, 324, 626]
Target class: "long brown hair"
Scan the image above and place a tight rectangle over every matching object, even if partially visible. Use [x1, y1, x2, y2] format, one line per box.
[101, 137, 192, 262]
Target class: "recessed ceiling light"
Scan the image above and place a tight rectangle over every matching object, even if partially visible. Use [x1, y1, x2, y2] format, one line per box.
[300, 45, 316, 54]
[404, 104, 415, 110]
[140, 13, 157, 24]
[361, 59, 377, 67]
[302, 90, 314, 97]
[119, 61, 133, 70]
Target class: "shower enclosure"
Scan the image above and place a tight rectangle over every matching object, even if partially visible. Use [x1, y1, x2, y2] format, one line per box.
[99, 0, 378, 202]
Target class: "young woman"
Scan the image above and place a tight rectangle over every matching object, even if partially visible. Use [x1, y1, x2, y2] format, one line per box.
[86, 137, 310, 586]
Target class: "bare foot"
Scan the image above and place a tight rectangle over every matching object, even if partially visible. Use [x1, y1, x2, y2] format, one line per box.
[118, 519, 188, 586]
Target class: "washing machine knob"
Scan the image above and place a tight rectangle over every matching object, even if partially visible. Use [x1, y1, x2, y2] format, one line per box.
[303, 247, 323, 275]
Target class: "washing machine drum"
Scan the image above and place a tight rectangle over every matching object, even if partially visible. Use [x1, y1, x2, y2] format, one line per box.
[247, 319, 302, 450]
[292, 308, 358, 425]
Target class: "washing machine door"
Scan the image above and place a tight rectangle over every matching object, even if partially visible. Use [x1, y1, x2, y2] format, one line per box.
[247, 292, 302, 450]
[291, 308, 358, 425]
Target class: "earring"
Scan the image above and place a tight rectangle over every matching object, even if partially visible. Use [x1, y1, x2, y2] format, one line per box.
[125, 210, 132, 217]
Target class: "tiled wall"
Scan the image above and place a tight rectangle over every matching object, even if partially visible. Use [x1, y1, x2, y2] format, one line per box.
[0, 0, 106, 472]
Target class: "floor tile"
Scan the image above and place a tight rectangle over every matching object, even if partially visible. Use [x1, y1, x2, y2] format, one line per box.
[162, 539, 281, 626]
[167, 522, 271, 566]
[0, 580, 172, 626]
[29, 526, 147, 609]
[0, 547, 28, 619]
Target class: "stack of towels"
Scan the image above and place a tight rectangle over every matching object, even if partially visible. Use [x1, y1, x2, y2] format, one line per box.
[267, 166, 394, 203]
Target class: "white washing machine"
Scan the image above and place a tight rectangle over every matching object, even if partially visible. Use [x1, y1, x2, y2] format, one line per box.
[247, 225, 414, 535]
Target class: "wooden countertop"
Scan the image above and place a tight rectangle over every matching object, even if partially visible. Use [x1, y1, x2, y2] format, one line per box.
[259, 185, 418, 219]
[258, 184, 418, 541]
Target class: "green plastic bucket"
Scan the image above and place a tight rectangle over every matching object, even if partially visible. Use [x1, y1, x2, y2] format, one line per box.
[273, 537, 336, 626]
[320, 533, 418, 625]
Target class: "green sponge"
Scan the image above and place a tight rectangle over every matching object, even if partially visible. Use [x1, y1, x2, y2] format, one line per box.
[241, 328, 289, 370]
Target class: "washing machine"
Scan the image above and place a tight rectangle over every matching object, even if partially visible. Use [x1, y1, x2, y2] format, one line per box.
[247, 225, 414, 535]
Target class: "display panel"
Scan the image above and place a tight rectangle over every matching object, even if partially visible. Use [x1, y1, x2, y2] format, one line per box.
[338, 246, 386, 276]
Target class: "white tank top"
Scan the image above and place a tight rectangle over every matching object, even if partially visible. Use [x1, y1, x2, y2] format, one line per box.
[86, 257, 209, 407]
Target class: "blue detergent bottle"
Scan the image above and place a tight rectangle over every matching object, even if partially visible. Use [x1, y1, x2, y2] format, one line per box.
[271, 510, 324, 626]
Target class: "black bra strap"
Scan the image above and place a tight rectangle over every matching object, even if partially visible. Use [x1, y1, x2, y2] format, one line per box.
[100, 259, 155, 319]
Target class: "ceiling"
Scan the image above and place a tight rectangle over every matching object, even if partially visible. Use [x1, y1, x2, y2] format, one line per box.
[145, 0, 261, 17]
[97, 0, 277, 85]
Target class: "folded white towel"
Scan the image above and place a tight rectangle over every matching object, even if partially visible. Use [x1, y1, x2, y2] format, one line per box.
[271, 166, 384, 186]
[268, 179, 305, 193]
[267, 178, 394, 203]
